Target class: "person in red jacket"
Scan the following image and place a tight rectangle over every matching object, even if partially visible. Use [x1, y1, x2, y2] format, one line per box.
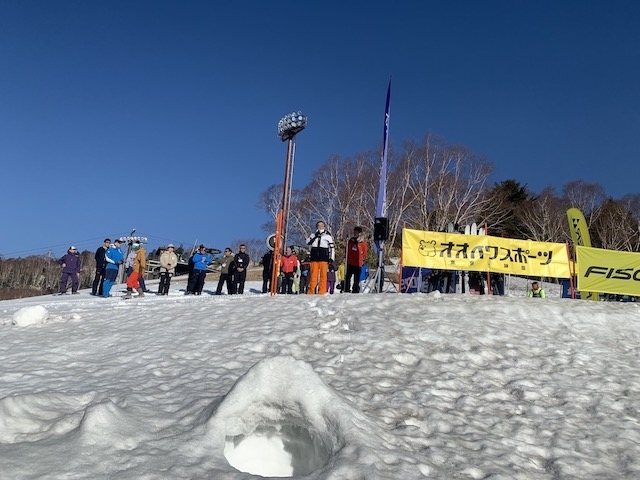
[345, 226, 368, 293]
[279, 246, 299, 294]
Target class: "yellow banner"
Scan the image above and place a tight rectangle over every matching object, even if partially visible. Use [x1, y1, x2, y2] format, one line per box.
[402, 229, 571, 278]
[567, 207, 598, 300]
[567, 207, 592, 247]
[576, 246, 640, 297]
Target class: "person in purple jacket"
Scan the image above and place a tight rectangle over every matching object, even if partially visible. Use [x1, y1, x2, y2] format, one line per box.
[59, 246, 82, 294]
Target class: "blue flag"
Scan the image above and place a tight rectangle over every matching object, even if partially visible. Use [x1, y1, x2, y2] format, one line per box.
[375, 80, 391, 253]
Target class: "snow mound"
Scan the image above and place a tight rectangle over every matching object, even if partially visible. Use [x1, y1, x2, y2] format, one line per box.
[205, 356, 389, 478]
[0, 392, 96, 443]
[12, 305, 49, 326]
[75, 399, 144, 450]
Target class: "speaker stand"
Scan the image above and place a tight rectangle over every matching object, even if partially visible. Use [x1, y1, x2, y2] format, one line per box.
[364, 249, 397, 293]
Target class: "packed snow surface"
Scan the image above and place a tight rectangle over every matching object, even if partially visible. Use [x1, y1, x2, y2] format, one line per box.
[1, 278, 639, 479]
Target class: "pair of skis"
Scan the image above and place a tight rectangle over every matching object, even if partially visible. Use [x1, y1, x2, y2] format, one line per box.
[447, 222, 484, 235]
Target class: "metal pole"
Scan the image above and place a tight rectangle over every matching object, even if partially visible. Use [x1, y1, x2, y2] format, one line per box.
[270, 137, 295, 295]
[377, 247, 384, 292]
[281, 138, 295, 249]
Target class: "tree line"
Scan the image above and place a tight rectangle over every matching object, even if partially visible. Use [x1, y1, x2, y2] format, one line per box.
[0, 251, 96, 300]
[257, 132, 640, 260]
[3, 131, 638, 299]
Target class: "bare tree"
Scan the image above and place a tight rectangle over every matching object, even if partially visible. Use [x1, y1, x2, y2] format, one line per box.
[562, 180, 606, 224]
[591, 199, 639, 251]
[518, 187, 569, 242]
[619, 193, 640, 251]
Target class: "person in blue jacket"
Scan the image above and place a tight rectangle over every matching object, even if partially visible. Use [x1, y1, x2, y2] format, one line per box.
[187, 245, 214, 295]
[102, 239, 125, 298]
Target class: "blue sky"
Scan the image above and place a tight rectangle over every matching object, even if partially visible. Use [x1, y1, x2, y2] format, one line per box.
[1, 1, 639, 258]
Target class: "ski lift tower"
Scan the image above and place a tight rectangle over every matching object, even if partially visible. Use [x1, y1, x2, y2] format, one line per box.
[270, 112, 307, 295]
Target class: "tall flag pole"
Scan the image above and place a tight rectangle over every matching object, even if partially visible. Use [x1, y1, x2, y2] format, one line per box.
[375, 79, 391, 255]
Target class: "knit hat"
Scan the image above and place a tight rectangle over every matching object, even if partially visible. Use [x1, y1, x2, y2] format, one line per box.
[167, 243, 174, 248]
[70, 246, 77, 251]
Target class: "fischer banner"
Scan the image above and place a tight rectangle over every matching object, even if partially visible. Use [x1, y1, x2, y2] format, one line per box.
[567, 207, 598, 301]
[576, 245, 640, 297]
[402, 228, 571, 278]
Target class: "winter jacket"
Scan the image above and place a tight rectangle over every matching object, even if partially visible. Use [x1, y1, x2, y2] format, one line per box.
[327, 268, 336, 282]
[125, 251, 136, 269]
[306, 230, 335, 262]
[94, 246, 108, 271]
[59, 251, 81, 274]
[528, 287, 546, 298]
[360, 264, 370, 282]
[160, 251, 179, 274]
[234, 252, 251, 272]
[105, 245, 124, 270]
[299, 259, 311, 277]
[261, 251, 273, 276]
[133, 247, 147, 275]
[192, 252, 214, 271]
[347, 234, 368, 267]
[337, 263, 345, 282]
[219, 253, 235, 274]
[280, 254, 299, 274]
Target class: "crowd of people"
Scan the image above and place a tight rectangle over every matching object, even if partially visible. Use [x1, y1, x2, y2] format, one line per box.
[57, 222, 637, 301]
[58, 221, 375, 298]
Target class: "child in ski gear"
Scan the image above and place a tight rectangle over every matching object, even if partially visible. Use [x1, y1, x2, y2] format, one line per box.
[306, 221, 335, 295]
[359, 263, 370, 292]
[344, 226, 368, 293]
[528, 281, 546, 298]
[158, 244, 178, 295]
[279, 246, 298, 294]
[59, 246, 81, 294]
[215, 248, 236, 295]
[299, 254, 311, 294]
[91, 238, 110, 296]
[233, 244, 251, 294]
[336, 262, 345, 292]
[327, 260, 336, 294]
[103, 239, 124, 297]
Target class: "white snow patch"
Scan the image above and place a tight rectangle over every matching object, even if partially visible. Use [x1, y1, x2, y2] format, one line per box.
[12, 305, 49, 326]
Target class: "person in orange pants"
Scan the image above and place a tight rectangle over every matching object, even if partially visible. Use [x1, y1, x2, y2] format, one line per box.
[305, 221, 335, 295]
[124, 242, 146, 298]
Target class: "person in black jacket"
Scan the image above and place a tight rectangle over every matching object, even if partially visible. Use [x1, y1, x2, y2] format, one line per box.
[261, 250, 273, 293]
[233, 244, 251, 294]
[91, 238, 111, 296]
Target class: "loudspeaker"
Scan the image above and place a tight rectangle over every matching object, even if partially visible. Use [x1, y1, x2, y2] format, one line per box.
[373, 217, 389, 241]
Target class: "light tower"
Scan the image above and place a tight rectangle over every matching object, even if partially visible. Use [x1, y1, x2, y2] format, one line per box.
[271, 112, 307, 295]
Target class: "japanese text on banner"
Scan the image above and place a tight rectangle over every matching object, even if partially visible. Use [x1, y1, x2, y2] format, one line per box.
[402, 229, 570, 278]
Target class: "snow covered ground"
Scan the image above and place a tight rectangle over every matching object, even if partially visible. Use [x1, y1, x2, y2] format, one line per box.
[1, 276, 639, 479]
